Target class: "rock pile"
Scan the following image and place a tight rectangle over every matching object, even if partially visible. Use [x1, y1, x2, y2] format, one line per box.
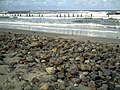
[0, 32, 120, 90]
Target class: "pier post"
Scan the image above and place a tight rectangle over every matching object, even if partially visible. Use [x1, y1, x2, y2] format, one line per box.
[81, 14, 82, 17]
[91, 14, 92, 17]
[73, 14, 74, 17]
[60, 14, 61, 17]
[68, 14, 70, 17]
[41, 14, 43, 17]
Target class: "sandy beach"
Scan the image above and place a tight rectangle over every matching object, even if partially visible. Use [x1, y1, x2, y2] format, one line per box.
[0, 28, 120, 90]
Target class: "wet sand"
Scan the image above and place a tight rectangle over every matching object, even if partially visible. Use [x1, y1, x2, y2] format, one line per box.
[0, 28, 120, 44]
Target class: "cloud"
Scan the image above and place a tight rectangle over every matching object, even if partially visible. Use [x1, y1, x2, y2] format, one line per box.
[0, 0, 120, 11]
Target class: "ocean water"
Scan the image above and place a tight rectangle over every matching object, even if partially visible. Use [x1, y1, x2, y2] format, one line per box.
[0, 10, 120, 39]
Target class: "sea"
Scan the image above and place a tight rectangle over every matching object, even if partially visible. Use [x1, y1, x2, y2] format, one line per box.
[0, 10, 120, 39]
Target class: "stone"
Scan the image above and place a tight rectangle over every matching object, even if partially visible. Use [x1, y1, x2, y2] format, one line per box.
[41, 60, 46, 63]
[46, 67, 56, 75]
[78, 47, 84, 52]
[59, 84, 66, 90]
[26, 56, 34, 62]
[31, 77, 39, 84]
[80, 64, 91, 71]
[40, 83, 49, 90]
[24, 85, 32, 90]
[74, 83, 79, 87]
[30, 42, 40, 47]
[88, 81, 96, 90]
[52, 47, 57, 52]
[115, 85, 120, 90]
[90, 73, 100, 80]
[57, 73, 65, 79]
[0, 60, 4, 65]
[57, 79, 65, 84]
[57, 79, 66, 90]
[76, 84, 91, 90]
[62, 56, 68, 61]
[69, 58, 75, 61]
[98, 84, 108, 90]
[84, 60, 90, 64]
[79, 74, 86, 80]
[101, 67, 111, 76]
[75, 57, 80, 61]
[83, 72, 89, 75]
[71, 78, 80, 84]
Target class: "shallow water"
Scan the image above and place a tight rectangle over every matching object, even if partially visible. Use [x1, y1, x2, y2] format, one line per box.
[0, 10, 120, 39]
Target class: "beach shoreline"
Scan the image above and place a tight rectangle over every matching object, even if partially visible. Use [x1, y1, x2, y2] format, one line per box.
[0, 28, 120, 44]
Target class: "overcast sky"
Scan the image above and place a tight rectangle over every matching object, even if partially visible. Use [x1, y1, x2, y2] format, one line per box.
[0, 0, 120, 11]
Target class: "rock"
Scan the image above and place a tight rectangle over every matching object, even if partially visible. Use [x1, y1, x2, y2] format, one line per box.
[79, 74, 86, 80]
[71, 78, 80, 84]
[88, 81, 96, 90]
[41, 60, 46, 63]
[106, 76, 111, 80]
[16, 53, 24, 57]
[115, 85, 120, 90]
[98, 84, 108, 90]
[46, 67, 56, 75]
[66, 85, 75, 90]
[75, 57, 80, 61]
[30, 42, 41, 47]
[90, 73, 100, 80]
[52, 47, 57, 52]
[78, 47, 84, 52]
[92, 49, 97, 53]
[69, 58, 75, 61]
[74, 83, 79, 87]
[79, 74, 89, 83]
[59, 84, 66, 90]
[57, 72, 65, 79]
[40, 83, 49, 90]
[24, 85, 32, 90]
[75, 84, 91, 90]
[70, 68, 79, 75]
[0, 54, 5, 61]
[9, 52, 17, 58]
[101, 67, 111, 76]
[57, 79, 66, 90]
[0, 60, 4, 65]
[26, 56, 34, 62]
[84, 60, 90, 64]
[62, 56, 68, 61]
[83, 72, 89, 75]
[31, 77, 39, 84]
[7, 56, 20, 64]
[80, 64, 91, 71]
[57, 79, 65, 84]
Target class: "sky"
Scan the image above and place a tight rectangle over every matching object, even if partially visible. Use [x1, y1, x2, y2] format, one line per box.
[0, 0, 120, 11]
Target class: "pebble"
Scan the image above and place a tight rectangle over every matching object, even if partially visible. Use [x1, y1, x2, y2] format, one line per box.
[46, 67, 56, 75]
[98, 84, 108, 90]
[0, 32, 120, 90]
[115, 85, 120, 90]
[75, 57, 80, 61]
[40, 83, 49, 90]
[80, 64, 91, 71]
[41, 60, 46, 63]
[24, 85, 32, 90]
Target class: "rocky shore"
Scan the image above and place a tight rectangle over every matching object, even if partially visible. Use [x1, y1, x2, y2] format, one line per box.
[0, 32, 120, 90]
